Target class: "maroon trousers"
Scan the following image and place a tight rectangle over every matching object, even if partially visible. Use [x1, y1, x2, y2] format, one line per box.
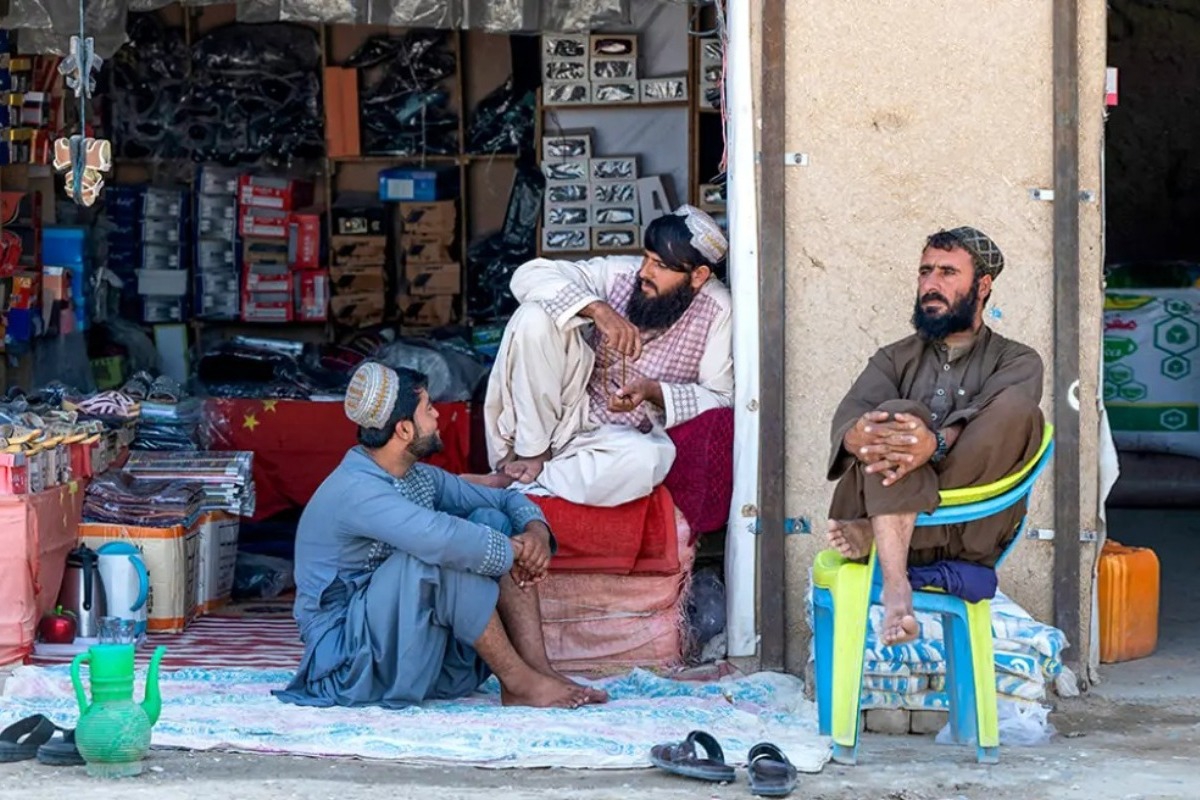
[828, 389, 1044, 567]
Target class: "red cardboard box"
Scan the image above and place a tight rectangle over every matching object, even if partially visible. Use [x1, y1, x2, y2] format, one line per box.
[239, 207, 289, 239]
[244, 269, 293, 294]
[10, 272, 40, 309]
[295, 270, 329, 321]
[237, 176, 315, 211]
[241, 295, 294, 323]
[0, 451, 29, 495]
[288, 213, 321, 270]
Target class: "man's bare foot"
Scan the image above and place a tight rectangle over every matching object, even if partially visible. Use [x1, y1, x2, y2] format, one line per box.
[881, 584, 919, 646]
[537, 665, 609, 704]
[827, 519, 874, 560]
[503, 451, 551, 484]
[500, 671, 590, 709]
[461, 472, 516, 489]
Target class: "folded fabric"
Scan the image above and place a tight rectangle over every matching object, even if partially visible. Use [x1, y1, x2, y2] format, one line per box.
[907, 560, 998, 603]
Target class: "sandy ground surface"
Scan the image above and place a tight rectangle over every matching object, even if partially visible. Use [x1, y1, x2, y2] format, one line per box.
[0, 689, 1196, 800]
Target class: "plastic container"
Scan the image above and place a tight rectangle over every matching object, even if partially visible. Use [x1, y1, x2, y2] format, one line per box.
[1098, 540, 1160, 663]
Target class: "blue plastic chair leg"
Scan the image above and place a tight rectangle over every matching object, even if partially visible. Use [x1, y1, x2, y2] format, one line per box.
[942, 611, 977, 745]
[813, 595, 833, 736]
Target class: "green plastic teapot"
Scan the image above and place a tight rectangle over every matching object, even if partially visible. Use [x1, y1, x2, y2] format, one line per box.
[69, 643, 166, 778]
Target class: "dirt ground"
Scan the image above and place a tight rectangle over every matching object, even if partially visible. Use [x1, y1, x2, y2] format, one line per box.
[1, 690, 1196, 800]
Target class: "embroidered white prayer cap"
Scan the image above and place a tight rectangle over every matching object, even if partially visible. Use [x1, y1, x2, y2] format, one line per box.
[345, 362, 399, 429]
[673, 204, 728, 264]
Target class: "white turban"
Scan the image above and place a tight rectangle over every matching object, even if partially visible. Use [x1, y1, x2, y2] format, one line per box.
[673, 204, 728, 264]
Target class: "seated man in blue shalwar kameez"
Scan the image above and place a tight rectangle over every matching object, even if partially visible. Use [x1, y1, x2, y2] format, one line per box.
[275, 362, 607, 709]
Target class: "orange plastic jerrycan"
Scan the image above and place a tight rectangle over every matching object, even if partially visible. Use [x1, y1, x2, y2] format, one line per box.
[1098, 540, 1160, 664]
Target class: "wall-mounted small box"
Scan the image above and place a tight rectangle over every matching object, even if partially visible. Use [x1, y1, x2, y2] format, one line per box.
[542, 130, 593, 161]
[590, 34, 637, 59]
[592, 58, 638, 81]
[592, 205, 640, 227]
[547, 183, 590, 205]
[640, 76, 688, 104]
[592, 181, 638, 205]
[544, 60, 588, 83]
[543, 34, 588, 60]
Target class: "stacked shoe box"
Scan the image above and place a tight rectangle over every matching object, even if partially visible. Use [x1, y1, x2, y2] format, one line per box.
[698, 37, 722, 110]
[137, 187, 191, 323]
[101, 185, 144, 320]
[237, 176, 317, 323]
[396, 200, 457, 330]
[588, 34, 640, 106]
[328, 195, 387, 329]
[193, 166, 241, 320]
[541, 34, 591, 106]
[541, 130, 640, 254]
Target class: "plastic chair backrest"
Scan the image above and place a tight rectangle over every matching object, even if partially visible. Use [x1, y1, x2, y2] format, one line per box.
[938, 423, 1055, 507]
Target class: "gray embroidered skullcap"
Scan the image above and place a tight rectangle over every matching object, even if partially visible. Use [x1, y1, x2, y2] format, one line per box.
[945, 226, 1005, 278]
[345, 362, 399, 429]
[673, 204, 728, 264]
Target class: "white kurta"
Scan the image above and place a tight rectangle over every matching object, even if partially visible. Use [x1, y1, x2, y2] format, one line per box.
[483, 256, 734, 507]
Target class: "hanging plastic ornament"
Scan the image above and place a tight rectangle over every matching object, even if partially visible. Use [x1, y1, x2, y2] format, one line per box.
[53, 14, 111, 207]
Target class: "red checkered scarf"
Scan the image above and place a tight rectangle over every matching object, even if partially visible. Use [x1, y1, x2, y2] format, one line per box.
[587, 272, 721, 430]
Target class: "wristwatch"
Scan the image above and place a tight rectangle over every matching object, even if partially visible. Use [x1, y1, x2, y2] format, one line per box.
[930, 429, 948, 463]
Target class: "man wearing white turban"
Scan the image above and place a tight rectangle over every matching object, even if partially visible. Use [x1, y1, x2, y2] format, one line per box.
[275, 363, 607, 710]
[478, 205, 734, 507]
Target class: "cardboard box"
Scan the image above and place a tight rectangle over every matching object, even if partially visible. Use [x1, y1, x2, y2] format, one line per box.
[79, 519, 201, 634]
[241, 297, 293, 323]
[142, 216, 185, 245]
[544, 204, 590, 228]
[541, 130, 592, 161]
[0, 451, 28, 494]
[239, 206, 289, 239]
[9, 272, 39, 309]
[243, 266, 292, 294]
[242, 237, 289, 265]
[329, 265, 387, 295]
[397, 201, 457, 234]
[195, 511, 240, 615]
[322, 67, 361, 159]
[546, 183, 589, 205]
[196, 240, 236, 271]
[639, 76, 688, 104]
[405, 262, 460, 296]
[592, 181, 638, 205]
[542, 33, 588, 60]
[590, 156, 638, 182]
[197, 192, 237, 222]
[401, 235, 453, 265]
[699, 182, 727, 211]
[332, 194, 386, 236]
[591, 58, 638, 81]
[542, 227, 590, 253]
[592, 225, 641, 251]
[288, 212, 321, 270]
[591, 33, 638, 59]
[397, 293, 454, 328]
[377, 167, 459, 202]
[593, 204, 640, 226]
[330, 235, 387, 267]
[542, 158, 588, 184]
[144, 187, 186, 219]
[294, 270, 329, 321]
[237, 175, 314, 211]
[136, 269, 189, 297]
[330, 293, 385, 328]
[197, 215, 236, 240]
[543, 59, 588, 83]
[197, 166, 240, 196]
[544, 82, 590, 106]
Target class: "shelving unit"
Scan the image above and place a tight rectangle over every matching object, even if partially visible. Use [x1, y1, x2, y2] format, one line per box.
[99, 1, 725, 338]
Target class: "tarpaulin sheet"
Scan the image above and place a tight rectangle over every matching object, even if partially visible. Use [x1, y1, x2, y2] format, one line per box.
[3, 0, 630, 56]
[202, 398, 471, 521]
[0, 482, 87, 667]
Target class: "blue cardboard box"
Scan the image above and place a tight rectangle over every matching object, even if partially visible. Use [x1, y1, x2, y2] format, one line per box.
[378, 167, 459, 202]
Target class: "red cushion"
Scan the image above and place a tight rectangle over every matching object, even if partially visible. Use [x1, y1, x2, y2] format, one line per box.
[538, 485, 680, 576]
[664, 407, 734, 536]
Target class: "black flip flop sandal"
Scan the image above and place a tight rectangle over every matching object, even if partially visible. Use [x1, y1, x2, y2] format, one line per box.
[0, 715, 58, 763]
[747, 742, 798, 797]
[649, 730, 736, 783]
[37, 728, 84, 767]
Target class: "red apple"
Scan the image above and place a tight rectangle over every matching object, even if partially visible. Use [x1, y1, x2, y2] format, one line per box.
[38, 605, 77, 644]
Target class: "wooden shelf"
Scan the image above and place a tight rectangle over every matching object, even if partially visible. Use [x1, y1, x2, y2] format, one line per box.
[330, 154, 458, 165]
[541, 101, 690, 112]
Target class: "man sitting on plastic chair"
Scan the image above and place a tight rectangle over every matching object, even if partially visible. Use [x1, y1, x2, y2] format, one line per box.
[825, 226, 1044, 646]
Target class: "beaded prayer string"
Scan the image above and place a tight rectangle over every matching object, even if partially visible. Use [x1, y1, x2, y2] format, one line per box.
[600, 342, 630, 411]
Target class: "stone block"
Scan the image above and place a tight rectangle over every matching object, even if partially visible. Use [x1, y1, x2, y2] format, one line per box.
[910, 709, 949, 735]
[864, 708, 910, 735]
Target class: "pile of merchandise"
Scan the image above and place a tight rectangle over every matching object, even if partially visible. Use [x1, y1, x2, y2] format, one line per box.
[123, 451, 256, 517]
[123, 372, 202, 451]
[818, 590, 1071, 711]
[82, 470, 205, 527]
[466, 162, 543, 322]
[349, 31, 459, 156]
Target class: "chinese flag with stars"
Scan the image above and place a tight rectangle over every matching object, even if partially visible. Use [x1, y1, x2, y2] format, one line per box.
[203, 399, 472, 521]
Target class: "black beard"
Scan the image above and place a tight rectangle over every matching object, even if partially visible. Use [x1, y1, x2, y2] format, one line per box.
[911, 279, 979, 341]
[626, 279, 697, 331]
[407, 432, 443, 459]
